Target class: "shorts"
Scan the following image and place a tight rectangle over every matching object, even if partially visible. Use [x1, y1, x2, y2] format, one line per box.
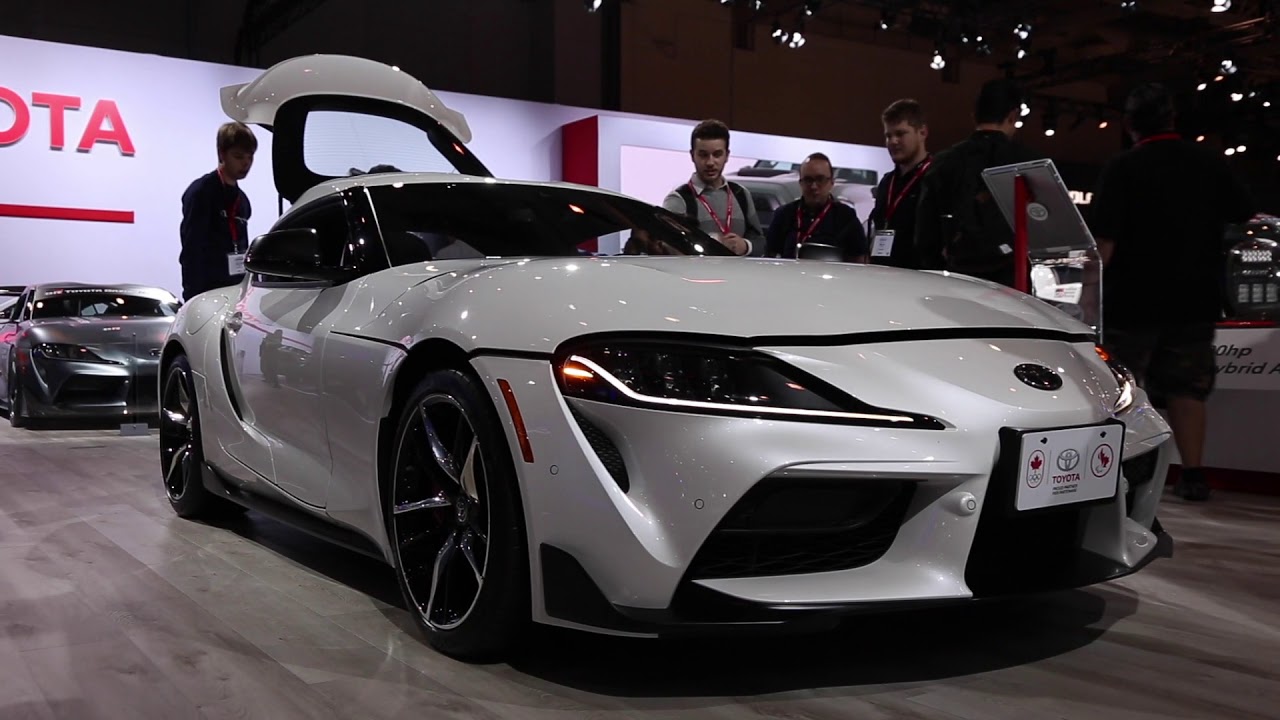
[1102, 322, 1216, 405]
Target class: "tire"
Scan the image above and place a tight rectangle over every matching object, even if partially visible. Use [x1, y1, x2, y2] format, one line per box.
[160, 354, 229, 518]
[386, 368, 530, 662]
[8, 363, 27, 428]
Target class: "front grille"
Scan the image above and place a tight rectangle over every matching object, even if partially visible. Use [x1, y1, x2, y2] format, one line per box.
[684, 478, 915, 580]
[56, 375, 125, 404]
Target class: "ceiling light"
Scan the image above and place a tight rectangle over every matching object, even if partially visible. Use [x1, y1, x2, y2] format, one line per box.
[930, 50, 946, 70]
[1197, 82, 1208, 91]
[585, 0, 603, 11]
[1212, 0, 1232, 12]
[1099, 120, 1109, 129]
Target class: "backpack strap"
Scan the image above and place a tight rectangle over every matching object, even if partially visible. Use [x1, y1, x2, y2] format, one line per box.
[728, 181, 749, 220]
[675, 183, 699, 218]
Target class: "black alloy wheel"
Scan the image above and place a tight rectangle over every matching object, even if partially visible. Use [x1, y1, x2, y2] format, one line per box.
[160, 355, 230, 518]
[388, 368, 529, 661]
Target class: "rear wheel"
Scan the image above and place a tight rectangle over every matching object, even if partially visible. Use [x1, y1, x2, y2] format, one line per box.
[387, 368, 529, 662]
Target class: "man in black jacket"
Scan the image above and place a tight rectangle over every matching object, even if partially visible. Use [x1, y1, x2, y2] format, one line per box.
[868, 99, 932, 269]
[765, 152, 868, 262]
[913, 79, 1042, 286]
[179, 122, 257, 301]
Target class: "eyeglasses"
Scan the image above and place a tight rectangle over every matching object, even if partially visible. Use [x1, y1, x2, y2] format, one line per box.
[800, 176, 831, 185]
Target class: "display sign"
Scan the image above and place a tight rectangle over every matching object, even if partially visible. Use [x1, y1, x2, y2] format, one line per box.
[1213, 326, 1280, 390]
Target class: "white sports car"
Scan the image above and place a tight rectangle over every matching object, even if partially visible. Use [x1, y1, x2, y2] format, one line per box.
[160, 55, 1175, 661]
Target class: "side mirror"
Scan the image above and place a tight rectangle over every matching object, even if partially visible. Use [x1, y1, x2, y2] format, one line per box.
[244, 228, 354, 283]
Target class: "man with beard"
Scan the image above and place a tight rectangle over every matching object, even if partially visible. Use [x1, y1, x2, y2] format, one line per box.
[764, 152, 868, 262]
[663, 119, 764, 256]
[868, 99, 932, 269]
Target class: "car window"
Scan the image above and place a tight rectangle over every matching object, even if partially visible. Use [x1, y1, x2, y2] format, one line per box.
[30, 291, 178, 319]
[367, 182, 734, 266]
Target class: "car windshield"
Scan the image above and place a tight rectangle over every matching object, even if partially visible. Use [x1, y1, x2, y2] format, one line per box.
[31, 290, 179, 319]
[367, 181, 734, 266]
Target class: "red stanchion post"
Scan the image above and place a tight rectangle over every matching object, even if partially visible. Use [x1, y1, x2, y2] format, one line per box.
[1013, 174, 1030, 294]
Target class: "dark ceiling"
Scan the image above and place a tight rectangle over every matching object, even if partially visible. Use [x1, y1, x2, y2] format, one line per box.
[746, 0, 1278, 142]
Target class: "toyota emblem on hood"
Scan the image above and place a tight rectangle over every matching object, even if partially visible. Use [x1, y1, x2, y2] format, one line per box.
[1014, 363, 1063, 391]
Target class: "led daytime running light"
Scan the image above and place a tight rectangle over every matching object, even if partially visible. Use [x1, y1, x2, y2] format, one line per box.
[564, 354, 918, 424]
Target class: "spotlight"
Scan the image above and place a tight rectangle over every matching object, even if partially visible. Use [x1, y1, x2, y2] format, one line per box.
[1015, 120, 1025, 129]
[1099, 120, 1110, 129]
[585, 0, 603, 11]
[1237, 144, 1247, 153]
[1197, 135, 1206, 142]
[1198, 82, 1208, 91]
[804, 0, 820, 17]
[1232, 92, 1244, 102]
[1225, 147, 1236, 155]
[1212, 0, 1232, 12]
[788, 30, 807, 48]
[1014, 22, 1031, 40]
[1021, 102, 1031, 117]
[1120, 0, 1137, 9]
[1221, 59, 1238, 74]
[931, 49, 946, 70]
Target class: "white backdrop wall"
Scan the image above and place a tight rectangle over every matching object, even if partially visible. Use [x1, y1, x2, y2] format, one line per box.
[0, 34, 891, 295]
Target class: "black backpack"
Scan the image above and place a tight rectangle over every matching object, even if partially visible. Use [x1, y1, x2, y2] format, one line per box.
[942, 134, 1021, 269]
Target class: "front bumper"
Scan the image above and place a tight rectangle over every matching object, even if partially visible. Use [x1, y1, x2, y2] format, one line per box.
[15, 350, 160, 420]
[471, 338, 1174, 637]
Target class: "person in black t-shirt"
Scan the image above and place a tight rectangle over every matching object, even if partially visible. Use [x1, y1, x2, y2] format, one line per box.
[1090, 83, 1256, 502]
[868, 99, 932, 269]
[764, 153, 868, 262]
[179, 122, 257, 301]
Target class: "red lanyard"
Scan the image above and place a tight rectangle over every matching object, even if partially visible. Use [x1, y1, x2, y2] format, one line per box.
[794, 199, 834, 244]
[218, 168, 242, 251]
[690, 181, 733, 235]
[884, 157, 932, 224]
[1136, 132, 1181, 147]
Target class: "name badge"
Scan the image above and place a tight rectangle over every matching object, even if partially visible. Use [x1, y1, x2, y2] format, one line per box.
[871, 230, 895, 257]
[227, 253, 246, 276]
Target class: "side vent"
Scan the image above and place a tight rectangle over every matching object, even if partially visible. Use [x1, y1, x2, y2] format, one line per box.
[567, 403, 630, 492]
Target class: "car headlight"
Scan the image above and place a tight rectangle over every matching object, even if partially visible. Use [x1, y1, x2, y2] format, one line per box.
[555, 342, 944, 429]
[1095, 345, 1135, 413]
[31, 342, 117, 364]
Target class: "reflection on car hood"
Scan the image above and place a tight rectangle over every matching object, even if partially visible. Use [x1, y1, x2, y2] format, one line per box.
[23, 316, 174, 356]
[369, 256, 1094, 354]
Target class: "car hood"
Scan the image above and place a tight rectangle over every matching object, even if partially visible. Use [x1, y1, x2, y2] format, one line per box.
[364, 256, 1094, 354]
[23, 316, 173, 353]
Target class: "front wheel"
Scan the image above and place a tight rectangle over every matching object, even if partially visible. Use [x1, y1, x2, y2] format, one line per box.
[160, 354, 235, 518]
[386, 368, 530, 662]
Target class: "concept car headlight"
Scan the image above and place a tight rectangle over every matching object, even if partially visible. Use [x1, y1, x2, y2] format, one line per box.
[1096, 346, 1136, 413]
[555, 342, 944, 429]
[31, 343, 117, 364]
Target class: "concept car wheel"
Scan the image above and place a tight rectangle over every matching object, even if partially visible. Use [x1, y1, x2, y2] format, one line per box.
[387, 368, 530, 661]
[160, 354, 231, 518]
[7, 362, 27, 428]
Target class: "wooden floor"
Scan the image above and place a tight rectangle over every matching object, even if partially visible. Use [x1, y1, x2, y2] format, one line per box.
[1, 422, 1277, 720]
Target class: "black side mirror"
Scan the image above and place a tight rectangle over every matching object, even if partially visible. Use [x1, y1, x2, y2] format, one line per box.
[244, 228, 354, 283]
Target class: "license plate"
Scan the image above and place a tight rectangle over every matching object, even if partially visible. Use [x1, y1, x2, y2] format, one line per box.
[1015, 423, 1123, 511]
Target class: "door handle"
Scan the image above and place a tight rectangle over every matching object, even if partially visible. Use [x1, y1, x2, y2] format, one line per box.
[226, 311, 243, 332]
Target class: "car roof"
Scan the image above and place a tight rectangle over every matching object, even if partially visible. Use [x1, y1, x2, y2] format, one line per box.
[289, 172, 639, 213]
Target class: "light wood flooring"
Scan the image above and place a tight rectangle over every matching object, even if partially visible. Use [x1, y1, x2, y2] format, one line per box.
[1, 421, 1277, 719]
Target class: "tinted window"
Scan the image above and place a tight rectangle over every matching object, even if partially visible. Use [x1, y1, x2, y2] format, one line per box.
[368, 182, 734, 266]
[31, 291, 178, 319]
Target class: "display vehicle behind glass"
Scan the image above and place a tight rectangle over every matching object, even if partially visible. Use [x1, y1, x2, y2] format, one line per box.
[157, 54, 1177, 663]
[0, 283, 178, 427]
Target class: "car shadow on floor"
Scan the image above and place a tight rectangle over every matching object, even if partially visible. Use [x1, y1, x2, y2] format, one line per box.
[205, 508, 1138, 697]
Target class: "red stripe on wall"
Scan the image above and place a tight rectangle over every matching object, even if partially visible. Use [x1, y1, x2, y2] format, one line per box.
[561, 115, 600, 253]
[0, 203, 135, 224]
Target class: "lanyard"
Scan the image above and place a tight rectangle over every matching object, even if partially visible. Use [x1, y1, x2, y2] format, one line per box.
[690, 181, 733, 235]
[794, 199, 834, 245]
[1136, 132, 1181, 147]
[884, 156, 932, 224]
[217, 168, 243, 252]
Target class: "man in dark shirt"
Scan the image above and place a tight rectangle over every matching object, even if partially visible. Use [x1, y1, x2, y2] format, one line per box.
[1090, 83, 1256, 502]
[868, 99, 932, 269]
[765, 153, 868, 262]
[913, 79, 1042, 286]
[179, 122, 257, 301]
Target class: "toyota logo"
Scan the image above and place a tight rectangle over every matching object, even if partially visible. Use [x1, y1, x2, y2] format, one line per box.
[1014, 363, 1063, 391]
[1057, 449, 1081, 471]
